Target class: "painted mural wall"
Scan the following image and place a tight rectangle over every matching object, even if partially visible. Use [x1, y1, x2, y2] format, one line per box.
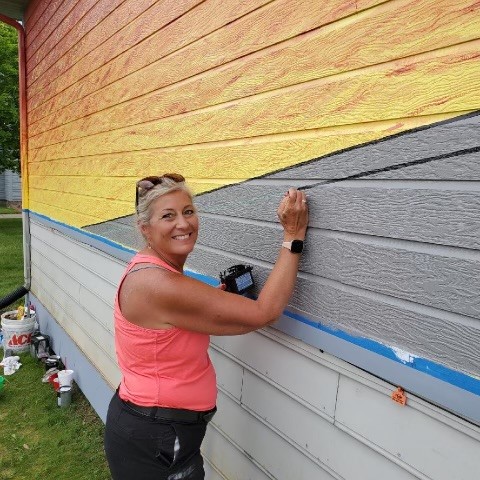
[23, 0, 480, 422]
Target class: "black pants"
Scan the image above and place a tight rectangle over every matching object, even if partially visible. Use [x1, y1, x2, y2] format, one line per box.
[104, 392, 209, 480]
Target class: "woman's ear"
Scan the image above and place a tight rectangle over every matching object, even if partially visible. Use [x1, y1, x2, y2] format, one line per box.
[140, 222, 150, 241]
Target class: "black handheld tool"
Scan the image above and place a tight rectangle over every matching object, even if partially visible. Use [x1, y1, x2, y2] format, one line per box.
[220, 265, 255, 295]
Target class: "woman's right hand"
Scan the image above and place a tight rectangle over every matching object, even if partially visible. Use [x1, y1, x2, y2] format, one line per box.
[277, 188, 309, 238]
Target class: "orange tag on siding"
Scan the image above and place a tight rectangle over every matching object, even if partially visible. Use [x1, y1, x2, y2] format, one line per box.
[391, 387, 407, 406]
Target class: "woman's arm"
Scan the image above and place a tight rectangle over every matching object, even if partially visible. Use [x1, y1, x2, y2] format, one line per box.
[121, 188, 308, 335]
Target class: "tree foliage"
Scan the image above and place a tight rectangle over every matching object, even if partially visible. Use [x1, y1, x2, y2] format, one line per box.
[0, 22, 19, 174]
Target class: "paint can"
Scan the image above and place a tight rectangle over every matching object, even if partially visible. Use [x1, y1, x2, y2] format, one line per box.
[0, 310, 36, 353]
[57, 386, 72, 407]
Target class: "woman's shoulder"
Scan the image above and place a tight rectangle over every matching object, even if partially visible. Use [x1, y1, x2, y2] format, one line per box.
[129, 253, 178, 273]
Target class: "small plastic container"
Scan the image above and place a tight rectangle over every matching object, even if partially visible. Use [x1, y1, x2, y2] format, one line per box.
[57, 369, 74, 387]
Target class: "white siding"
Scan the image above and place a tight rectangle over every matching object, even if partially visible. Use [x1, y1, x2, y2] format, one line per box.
[30, 219, 123, 387]
[208, 330, 480, 480]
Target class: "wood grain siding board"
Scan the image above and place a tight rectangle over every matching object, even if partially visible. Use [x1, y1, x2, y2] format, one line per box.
[287, 276, 479, 375]
[241, 371, 419, 480]
[26, 0, 204, 110]
[26, 0, 381, 127]
[26, 0, 270, 119]
[335, 375, 480, 480]
[27, 117, 430, 175]
[83, 221, 144, 251]
[29, 174, 136, 202]
[29, 198, 105, 228]
[213, 391, 338, 480]
[197, 217, 480, 318]
[25, 0, 64, 51]
[26, 0, 121, 84]
[27, 41, 480, 161]
[374, 150, 480, 180]
[268, 114, 480, 181]
[25, 0, 82, 65]
[194, 183, 480, 249]
[203, 425, 273, 480]
[211, 332, 339, 418]
[188, 247, 480, 376]
[24, 0, 48, 30]
[28, 0, 480, 143]
[308, 185, 480, 249]
[34, 117, 452, 226]
[29, 188, 132, 224]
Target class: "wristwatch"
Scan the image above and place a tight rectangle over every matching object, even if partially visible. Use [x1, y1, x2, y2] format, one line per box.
[282, 240, 304, 253]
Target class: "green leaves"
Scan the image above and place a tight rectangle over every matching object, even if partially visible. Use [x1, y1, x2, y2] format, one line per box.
[0, 22, 19, 174]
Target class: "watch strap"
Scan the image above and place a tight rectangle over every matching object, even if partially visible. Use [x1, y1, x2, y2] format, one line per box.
[282, 240, 304, 253]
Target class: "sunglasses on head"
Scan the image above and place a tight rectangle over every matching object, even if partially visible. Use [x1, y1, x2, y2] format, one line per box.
[135, 173, 185, 210]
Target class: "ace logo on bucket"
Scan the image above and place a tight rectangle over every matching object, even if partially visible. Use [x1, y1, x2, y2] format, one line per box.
[1, 310, 36, 353]
[8, 332, 33, 347]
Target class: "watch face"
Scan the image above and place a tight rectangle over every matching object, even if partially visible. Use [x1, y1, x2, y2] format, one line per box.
[291, 240, 304, 253]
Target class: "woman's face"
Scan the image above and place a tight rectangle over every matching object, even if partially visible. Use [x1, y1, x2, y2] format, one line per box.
[141, 190, 199, 258]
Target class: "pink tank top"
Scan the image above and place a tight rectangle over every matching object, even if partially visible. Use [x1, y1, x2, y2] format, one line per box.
[115, 253, 217, 410]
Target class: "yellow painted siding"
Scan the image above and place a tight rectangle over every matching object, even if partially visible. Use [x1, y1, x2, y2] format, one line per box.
[25, 0, 480, 227]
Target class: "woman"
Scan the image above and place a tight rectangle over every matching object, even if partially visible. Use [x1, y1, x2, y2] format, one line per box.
[104, 173, 308, 480]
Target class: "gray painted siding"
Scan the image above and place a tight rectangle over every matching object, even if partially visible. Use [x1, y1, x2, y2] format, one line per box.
[86, 113, 480, 381]
[267, 114, 480, 181]
[191, 114, 480, 380]
[187, 245, 480, 376]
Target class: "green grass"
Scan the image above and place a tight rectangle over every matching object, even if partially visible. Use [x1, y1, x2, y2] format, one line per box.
[0, 218, 111, 478]
[0, 219, 24, 313]
[0, 206, 18, 214]
[0, 355, 111, 479]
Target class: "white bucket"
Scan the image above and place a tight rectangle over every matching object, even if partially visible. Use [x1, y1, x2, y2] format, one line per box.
[57, 369, 74, 387]
[1, 310, 36, 353]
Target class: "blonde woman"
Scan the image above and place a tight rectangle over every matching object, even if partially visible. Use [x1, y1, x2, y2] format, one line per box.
[104, 173, 308, 480]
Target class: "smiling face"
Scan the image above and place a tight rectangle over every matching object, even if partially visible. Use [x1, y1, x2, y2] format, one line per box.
[141, 189, 199, 265]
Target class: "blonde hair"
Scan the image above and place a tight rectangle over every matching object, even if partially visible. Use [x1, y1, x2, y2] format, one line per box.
[136, 175, 193, 237]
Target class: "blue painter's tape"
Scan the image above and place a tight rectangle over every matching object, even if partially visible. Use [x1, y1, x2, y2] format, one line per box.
[27, 209, 479, 397]
[283, 310, 480, 396]
[185, 270, 219, 287]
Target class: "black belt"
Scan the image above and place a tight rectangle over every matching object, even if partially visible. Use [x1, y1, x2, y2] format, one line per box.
[121, 395, 216, 424]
